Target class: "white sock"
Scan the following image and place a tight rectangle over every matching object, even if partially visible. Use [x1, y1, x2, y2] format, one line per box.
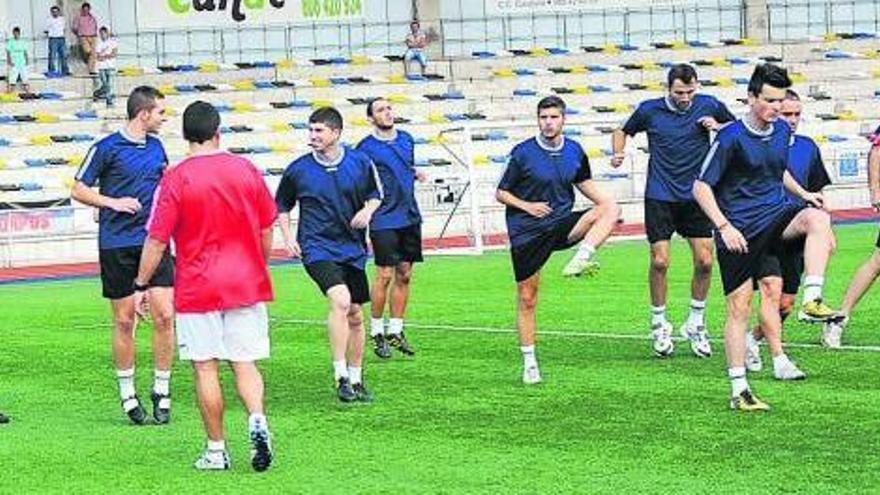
[333, 360, 348, 381]
[248, 413, 268, 433]
[370, 317, 385, 337]
[207, 439, 226, 452]
[348, 366, 362, 385]
[802, 276, 824, 302]
[651, 305, 668, 327]
[388, 318, 403, 336]
[772, 353, 792, 371]
[153, 369, 171, 396]
[746, 332, 762, 349]
[687, 299, 706, 327]
[728, 366, 749, 396]
[116, 368, 136, 399]
[576, 242, 596, 260]
[520, 345, 538, 369]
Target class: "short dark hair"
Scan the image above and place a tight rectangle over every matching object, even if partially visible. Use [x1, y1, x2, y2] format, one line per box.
[309, 107, 343, 130]
[82, 2, 91, 9]
[183, 101, 220, 144]
[366, 98, 387, 118]
[536, 95, 566, 115]
[50, 5, 60, 11]
[667, 63, 698, 87]
[127, 86, 164, 120]
[99, 26, 109, 33]
[748, 63, 792, 97]
[11, 27, 19, 34]
[784, 89, 800, 101]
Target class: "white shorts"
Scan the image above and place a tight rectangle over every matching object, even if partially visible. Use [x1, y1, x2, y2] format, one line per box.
[176, 303, 270, 362]
[8, 64, 29, 84]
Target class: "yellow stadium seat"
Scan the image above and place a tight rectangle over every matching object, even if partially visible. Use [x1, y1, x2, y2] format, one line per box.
[269, 121, 290, 132]
[428, 112, 450, 124]
[837, 110, 858, 121]
[276, 59, 295, 69]
[67, 154, 84, 166]
[670, 41, 688, 50]
[0, 159, 6, 169]
[740, 38, 758, 46]
[350, 116, 370, 127]
[789, 72, 807, 83]
[34, 112, 60, 123]
[428, 134, 449, 145]
[269, 142, 292, 153]
[823, 33, 840, 42]
[232, 80, 256, 90]
[586, 148, 605, 159]
[158, 84, 178, 95]
[387, 94, 410, 104]
[492, 67, 515, 78]
[62, 177, 75, 188]
[571, 85, 591, 95]
[119, 66, 143, 77]
[872, 69, 880, 79]
[473, 155, 489, 165]
[569, 66, 587, 74]
[0, 92, 19, 102]
[30, 134, 53, 145]
[715, 77, 735, 87]
[813, 135, 829, 143]
[644, 81, 665, 91]
[199, 62, 220, 73]
[350, 55, 371, 65]
[309, 78, 332, 87]
[387, 74, 407, 84]
[530, 47, 550, 57]
[641, 61, 662, 71]
[310, 99, 333, 108]
[231, 102, 255, 113]
[164, 107, 178, 117]
[601, 43, 620, 54]
[610, 102, 633, 113]
[708, 57, 731, 67]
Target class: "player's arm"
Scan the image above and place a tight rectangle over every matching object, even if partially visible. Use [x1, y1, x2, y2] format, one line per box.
[783, 170, 823, 209]
[275, 172, 301, 258]
[611, 129, 628, 168]
[351, 161, 383, 229]
[692, 180, 746, 253]
[71, 180, 141, 214]
[495, 189, 552, 218]
[869, 146, 880, 211]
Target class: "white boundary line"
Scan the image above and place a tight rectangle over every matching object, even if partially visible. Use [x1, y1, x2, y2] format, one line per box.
[272, 317, 880, 353]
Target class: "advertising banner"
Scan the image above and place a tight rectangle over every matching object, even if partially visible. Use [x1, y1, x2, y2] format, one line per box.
[137, 0, 365, 29]
[0, 208, 75, 238]
[485, 0, 687, 16]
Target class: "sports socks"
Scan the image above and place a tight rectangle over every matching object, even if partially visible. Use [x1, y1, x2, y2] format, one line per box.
[728, 366, 748, 396]
[348, 366, 363, 385]
[575, 242, 596, 261]
[153, 369, 171, 396]
[116, 368, 136, 400]
[370, 317, 384, 337]
[388, 318, 403, 336]
[520, 345, 538, 369]
[802, 276, 824, 303]
[333, 360, 348, 381]
[651, 305, 668, 327]
[687, 299, 706, 328]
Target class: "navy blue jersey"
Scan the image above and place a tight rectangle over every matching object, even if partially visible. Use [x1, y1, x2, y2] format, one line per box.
[75, 130, 168, 249]
[786, 135, 831, 205]
[497, 137, 592, 247]
[699, 119, 793, 241]
[275, 147, 382, 269]
[622, 94, 736, 202]
[356, 130, 421, 230]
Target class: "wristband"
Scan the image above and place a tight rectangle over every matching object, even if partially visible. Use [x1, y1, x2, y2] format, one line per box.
[132, 280, 149, 292]
[717, 222, 730, 231]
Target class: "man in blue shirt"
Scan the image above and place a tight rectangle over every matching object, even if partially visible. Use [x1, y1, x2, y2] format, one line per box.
[822, 123, 880, 348]
[746, 89, 831, 379]
[357, 98, 423, 359]
[694, 64, 839, 411]
[276, 107, 382, 403]
[496, 96, 620, 385]
[70, 86, 175, 425]
[613, 64, 736, 359]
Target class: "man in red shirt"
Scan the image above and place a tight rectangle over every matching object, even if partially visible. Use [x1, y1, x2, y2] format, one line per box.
[134, 101, 276, 472]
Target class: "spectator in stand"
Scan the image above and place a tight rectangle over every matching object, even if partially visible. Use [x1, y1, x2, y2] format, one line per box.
[6, 27, 31, 94]
[72, 2, 98, 74]
[44, 5, 70, 76]
[403, 20, 429, 77]
[94, 26, 118, 107]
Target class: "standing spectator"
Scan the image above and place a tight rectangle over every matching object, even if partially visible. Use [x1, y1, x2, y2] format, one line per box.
[6, 27, 30, 94]
[72, 2, 98, 73]
[94, 26, 117, 107]
[403, 20, 429, 77]
[44, 5, 70, 76]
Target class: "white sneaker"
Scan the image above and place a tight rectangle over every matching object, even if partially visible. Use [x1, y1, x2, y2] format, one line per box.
[522, 365, 542, 385]
[821, 317, 846, 349]
[746, 338, 763, 372]
[562, 255, 600, 278]
[651, 321, 674, 357]
[194, 449, 231, 471]
[680, 322, 712, 358]
[773, 360, 807, 381]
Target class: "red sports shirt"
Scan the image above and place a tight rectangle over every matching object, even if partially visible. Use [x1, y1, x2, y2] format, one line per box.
[148, 151, 277, 313]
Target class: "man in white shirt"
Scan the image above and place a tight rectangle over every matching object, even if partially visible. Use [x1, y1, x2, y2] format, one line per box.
[44, 5, 69, 76]
[93, 26, 117, 107]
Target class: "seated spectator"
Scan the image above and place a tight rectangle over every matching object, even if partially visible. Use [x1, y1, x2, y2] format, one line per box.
[404, 20, 429, 76]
